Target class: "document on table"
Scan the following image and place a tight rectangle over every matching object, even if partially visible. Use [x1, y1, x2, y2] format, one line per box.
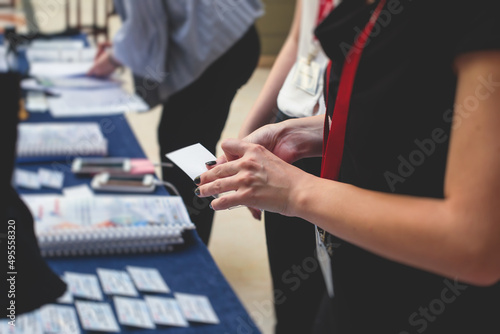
[30, 39, 85, 50]
[48, 86, 149, 117]
[22, 76, 120, 91]
[39, 76, 121, 89]
[27, 47, 96, 62]
[29, 61, 94, 78]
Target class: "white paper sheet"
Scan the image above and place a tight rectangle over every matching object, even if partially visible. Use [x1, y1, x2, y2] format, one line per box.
[25, 91, 49, 112]
[48, 86, 149, 117]
[29, 61, 93, 78]
[39, 76, 121, 89]
[27, 48, 96, 62]
[30, 40, 85, 49]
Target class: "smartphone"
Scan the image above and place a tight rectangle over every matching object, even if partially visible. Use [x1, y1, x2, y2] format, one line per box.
[91, 173, 155, 193]
[72, 157, 131, 174]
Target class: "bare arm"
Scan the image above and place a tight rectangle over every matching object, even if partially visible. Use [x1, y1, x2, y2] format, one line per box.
[238, 0, 303, 139]
[199, 51, 500, 286]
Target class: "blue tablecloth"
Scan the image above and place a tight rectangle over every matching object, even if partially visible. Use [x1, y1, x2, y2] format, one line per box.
[15, 112, 261, 334]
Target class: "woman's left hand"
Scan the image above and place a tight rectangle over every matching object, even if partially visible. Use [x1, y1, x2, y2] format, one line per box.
[196, 138, 312, 216]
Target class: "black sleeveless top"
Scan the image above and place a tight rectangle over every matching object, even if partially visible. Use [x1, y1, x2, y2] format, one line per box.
[314, 0, 500, 332]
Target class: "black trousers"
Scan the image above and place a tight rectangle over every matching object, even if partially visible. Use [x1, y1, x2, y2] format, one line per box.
[160, 26, 260, 245]
[266, 111, 326, 334]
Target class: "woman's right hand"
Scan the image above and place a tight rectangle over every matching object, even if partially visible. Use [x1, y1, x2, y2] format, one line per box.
[95, 41, 112, 59]
[207, 115, 325, 219]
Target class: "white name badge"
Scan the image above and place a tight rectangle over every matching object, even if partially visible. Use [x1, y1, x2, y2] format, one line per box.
[316, 226, 334, 298]
[64, 272, 103, 301]
[292, 57, 322, 96]
[75, 301, 120, 333]
[174, 293, 220, 325]
[126, 266, 170, 294]
[144, 296, 188, 327]
[40, 305, 80, 334]
[97, 268, 139, 297]
[113, 296, 156, 329]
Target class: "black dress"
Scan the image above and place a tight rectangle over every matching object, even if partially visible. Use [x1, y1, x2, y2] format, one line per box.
[312, 0, 500, 332]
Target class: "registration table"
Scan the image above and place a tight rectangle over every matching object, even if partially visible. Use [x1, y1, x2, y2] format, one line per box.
[15, 112, 261, 334]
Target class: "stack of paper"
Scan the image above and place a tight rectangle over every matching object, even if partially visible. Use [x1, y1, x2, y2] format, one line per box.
[29, 61, 94, 78]
[47, 86, 149, 117]
[24, 38, 149, 117]
[20, 194, 195, 257]
[16, 122, 108, 161]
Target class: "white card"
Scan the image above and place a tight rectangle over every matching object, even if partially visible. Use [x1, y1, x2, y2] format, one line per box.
[14, 310, 44, 334]
[14, 169, 41, 189]
[144, 295, 189, 327]
[38, 168, 64, 189]
[174, 293, 220, 324]
[166, 143, 217, 180]
[40, 304, 80, 334]
[126, 266, 170, 293]
[113, 296, 156, 329]
[75, 301, 120, 333]
[64, 272, 103, 301]
[97, 268, 139, 297]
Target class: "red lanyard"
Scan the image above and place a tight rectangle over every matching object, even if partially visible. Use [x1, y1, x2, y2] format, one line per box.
[317, 0, 335, 25]
[320, 0, 387, 180]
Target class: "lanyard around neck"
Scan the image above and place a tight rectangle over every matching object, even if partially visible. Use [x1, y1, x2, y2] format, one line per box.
[320, 0, 387, 180]
[317, 0, 335, 25]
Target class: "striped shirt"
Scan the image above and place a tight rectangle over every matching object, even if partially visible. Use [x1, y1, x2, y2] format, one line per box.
[112, 0, 263, 102]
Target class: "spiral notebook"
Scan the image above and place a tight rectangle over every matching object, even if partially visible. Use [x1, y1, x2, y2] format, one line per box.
[20, 194, 195, 257]
[16, 122, 108, 162]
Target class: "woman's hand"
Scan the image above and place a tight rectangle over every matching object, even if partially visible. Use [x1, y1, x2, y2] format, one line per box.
[94, 41, 112, 59]
[197, 139, 314, 216]
[87, 46, 121, 78]
[205, 115, 324, 219]
[215, 115, 325, 167]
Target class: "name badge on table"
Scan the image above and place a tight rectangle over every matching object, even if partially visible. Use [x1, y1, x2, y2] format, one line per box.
[316, 226, 334, 298]
[292, 56, 322, 96]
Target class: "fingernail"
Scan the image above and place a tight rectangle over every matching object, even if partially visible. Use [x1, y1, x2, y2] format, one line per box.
[194, 187, 200, 196]
[209, 203, 213, 210]
[194, 175, 201, 185]
[205, 160, 216, 166]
